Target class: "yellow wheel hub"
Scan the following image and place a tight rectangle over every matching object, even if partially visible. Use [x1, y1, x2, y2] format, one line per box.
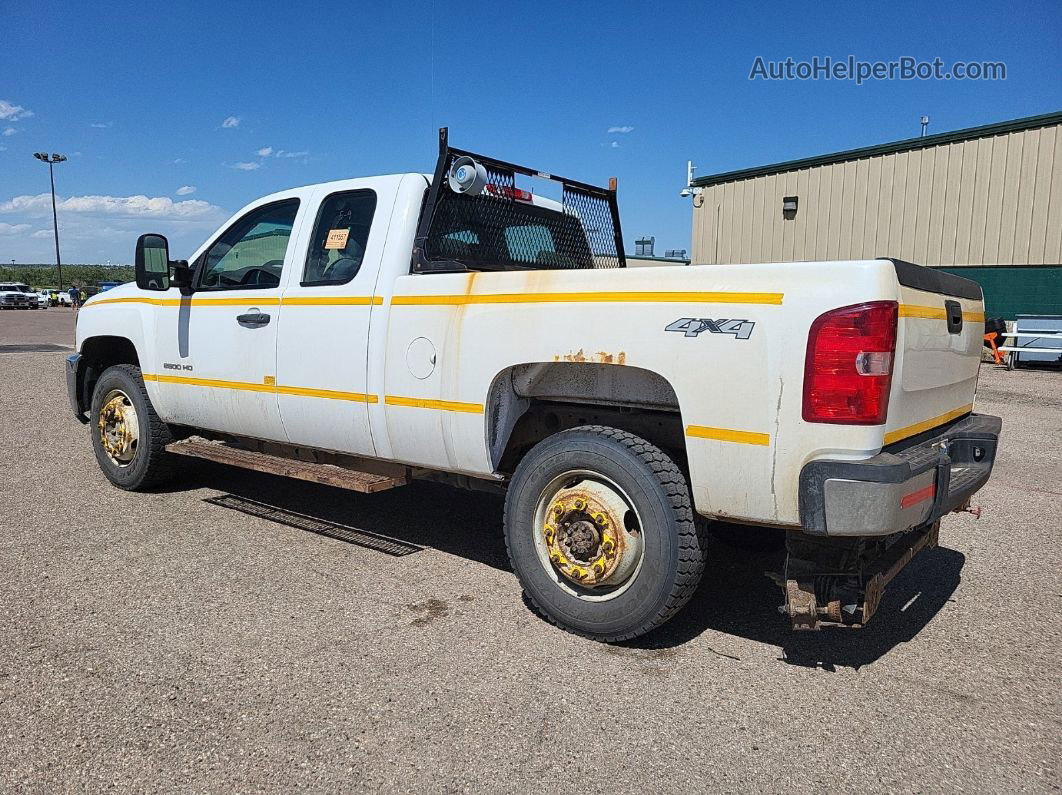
[540, 479, 642, 589]
[98, 390, 139, 465]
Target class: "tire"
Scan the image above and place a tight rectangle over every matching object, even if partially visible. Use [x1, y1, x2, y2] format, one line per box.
[504, 425, 705, 642]
[703, 518, 786, 553]
[89, 363, 175, 490]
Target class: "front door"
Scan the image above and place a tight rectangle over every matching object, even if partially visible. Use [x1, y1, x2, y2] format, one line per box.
[153, 197, 304, 441]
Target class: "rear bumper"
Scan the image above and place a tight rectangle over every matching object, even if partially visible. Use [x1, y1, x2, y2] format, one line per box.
[66, 353, 89, 424]
[799, 413, 1001, 536]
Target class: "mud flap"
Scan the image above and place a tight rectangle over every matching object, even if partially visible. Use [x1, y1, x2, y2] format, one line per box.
[782, 521, 940, 630]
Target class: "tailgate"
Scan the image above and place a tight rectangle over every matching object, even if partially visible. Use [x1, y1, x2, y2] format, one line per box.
[886, 259, 985, 446]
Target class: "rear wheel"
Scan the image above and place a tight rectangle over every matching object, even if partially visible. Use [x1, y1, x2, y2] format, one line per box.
[504, 425, 705, 642]
[90, 364, 175, 490]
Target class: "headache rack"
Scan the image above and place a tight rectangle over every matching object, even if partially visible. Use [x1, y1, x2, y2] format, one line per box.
[412, 127, 626, 273]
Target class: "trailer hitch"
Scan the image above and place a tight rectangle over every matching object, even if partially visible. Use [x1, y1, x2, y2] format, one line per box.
[780, 522, 941, 630]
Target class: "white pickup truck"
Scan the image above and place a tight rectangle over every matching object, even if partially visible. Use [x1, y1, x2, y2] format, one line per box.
[66, 130, 1000, 641]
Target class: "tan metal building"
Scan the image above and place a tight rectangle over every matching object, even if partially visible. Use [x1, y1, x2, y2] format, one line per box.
[690, 111, 1062, 269]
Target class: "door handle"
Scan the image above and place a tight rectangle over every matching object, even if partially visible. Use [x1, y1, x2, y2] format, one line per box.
[944, 300, 963, 335]
[236, 311, 271, 328]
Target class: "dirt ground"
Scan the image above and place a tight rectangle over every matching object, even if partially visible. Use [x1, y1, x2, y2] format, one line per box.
[1, 308, 1059, 792]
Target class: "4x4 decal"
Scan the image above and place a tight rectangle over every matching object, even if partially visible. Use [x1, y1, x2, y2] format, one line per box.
[665, 318, 755, 340]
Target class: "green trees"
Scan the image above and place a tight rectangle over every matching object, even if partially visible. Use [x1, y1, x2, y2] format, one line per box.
[0, 265, 135, 289]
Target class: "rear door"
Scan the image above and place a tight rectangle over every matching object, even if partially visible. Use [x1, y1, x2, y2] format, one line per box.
[887, 261, 985, 445]
[274, 182, 384, 456]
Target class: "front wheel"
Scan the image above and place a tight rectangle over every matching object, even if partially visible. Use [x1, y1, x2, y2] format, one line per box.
[504, 425, 705, 642]
[89, 364, 175, 490]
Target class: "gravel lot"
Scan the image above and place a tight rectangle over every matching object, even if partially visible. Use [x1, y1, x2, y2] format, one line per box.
[1, 309, 1059, 792]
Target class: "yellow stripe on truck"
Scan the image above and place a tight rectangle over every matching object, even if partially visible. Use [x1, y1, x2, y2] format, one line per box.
[143, 374, 377, 402]
[392, 291, 784, 306]
[686, 425, 771, 446]
[898, 304, 947, 319]
[898, 304, 985, 323]
[87, 295, 381, 308]
[280, 296, 383, 306]
[275, 384, 378, 402]
[89, 292, 781, 309]
[884, 404, 974, 445]
[143, 375, 483, 413]
[384, 395, 485, 413]
[144, 373, 277, 392]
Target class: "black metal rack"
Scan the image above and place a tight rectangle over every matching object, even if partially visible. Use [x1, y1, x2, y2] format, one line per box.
[412, 127, 626, 274]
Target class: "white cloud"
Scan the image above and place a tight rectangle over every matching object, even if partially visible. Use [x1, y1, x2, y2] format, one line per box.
[0, 100, 33, 121]
[0, 193, 225, 221]
[90, 121, 112, 129]
[0, 222, 31, 235]
[173, 158, 187, 164]
[607, 126, 634, 134]
[610, 141, 620, 148]
[254, 148, 309, 160]
[221, 115, 241, 128]
[2, 127, 16, 136]
[231, 161, 260, 171]
[175, 185, 197, 196]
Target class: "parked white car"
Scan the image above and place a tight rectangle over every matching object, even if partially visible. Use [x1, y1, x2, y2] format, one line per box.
[65, 131, 1001, 641]
[0, 282, 38, 309]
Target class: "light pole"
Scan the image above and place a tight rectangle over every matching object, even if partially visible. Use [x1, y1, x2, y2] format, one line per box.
[33, 152, 67, 290]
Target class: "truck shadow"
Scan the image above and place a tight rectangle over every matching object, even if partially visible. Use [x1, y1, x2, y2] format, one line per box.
[183, 463, 512, 570]
[181, 462, 964, 669]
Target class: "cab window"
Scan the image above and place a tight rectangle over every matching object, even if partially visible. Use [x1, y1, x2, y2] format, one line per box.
[198, 199, 299, 290]
[302, 190, 377, 286]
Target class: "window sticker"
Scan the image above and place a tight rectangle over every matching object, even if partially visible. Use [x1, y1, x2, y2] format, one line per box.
[325, 228, 350, 249]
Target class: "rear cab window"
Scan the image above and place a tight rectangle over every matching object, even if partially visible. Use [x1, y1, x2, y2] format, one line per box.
[428, 195, 593, 271]
[302, 190, 377, 286]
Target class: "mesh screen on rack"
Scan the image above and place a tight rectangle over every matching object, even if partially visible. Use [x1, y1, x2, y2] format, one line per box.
[424, 154, 623, 271]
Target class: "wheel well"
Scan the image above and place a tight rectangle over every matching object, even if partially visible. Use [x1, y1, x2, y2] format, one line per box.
[488, 362, 687, 475]
[79, 336, 140, 407]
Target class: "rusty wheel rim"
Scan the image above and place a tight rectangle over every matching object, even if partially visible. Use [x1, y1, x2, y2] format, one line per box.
[97, 389, 140, 466]
[533, 470, 644, 601]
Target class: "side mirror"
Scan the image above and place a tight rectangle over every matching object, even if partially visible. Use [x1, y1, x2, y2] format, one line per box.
[135, 233, 171, 291]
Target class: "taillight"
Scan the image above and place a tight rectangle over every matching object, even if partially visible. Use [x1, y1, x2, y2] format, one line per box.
[802, 301, 898, 425]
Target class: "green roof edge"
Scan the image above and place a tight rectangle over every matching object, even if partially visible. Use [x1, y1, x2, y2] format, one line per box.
[691, 110, 1062, 188]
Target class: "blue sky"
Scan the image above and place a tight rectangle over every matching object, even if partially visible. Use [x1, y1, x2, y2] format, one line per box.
[1, 0, 1060, 264]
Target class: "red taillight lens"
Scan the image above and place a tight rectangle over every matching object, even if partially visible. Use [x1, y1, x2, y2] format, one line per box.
[485, 184, 533, 202]
[802, 301, 898, 425]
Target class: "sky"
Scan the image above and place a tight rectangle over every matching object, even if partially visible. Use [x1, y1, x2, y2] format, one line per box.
[1, 0, 1060, 264]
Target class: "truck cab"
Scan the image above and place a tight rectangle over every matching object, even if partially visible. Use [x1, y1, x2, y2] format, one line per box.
[65, 131, 1001, 641]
